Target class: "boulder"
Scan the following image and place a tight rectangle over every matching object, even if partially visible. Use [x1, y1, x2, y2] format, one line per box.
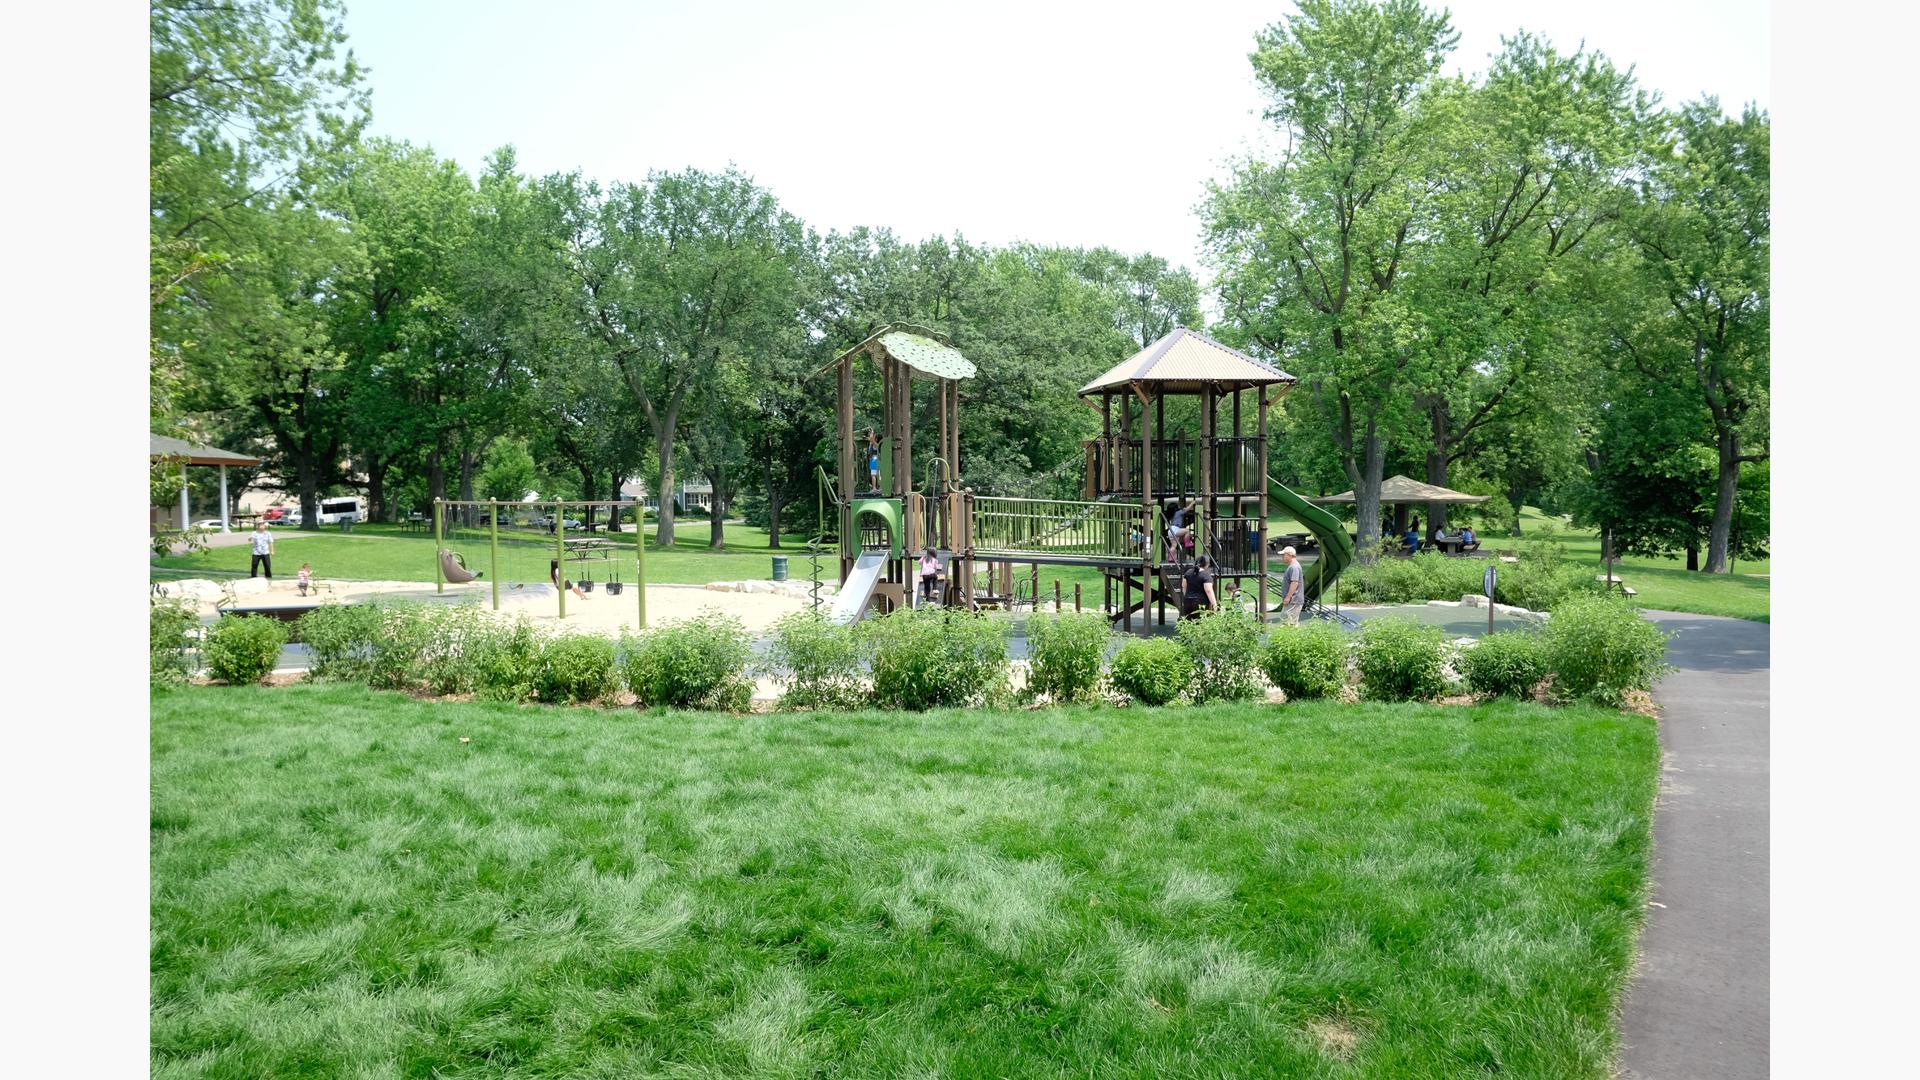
[704, 582, 737, 592]
[1425, 599, 1460, 607]
[1460, 594, 1490, 608]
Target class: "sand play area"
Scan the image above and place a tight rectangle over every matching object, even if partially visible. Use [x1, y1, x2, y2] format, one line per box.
[154, 575, 829, 637]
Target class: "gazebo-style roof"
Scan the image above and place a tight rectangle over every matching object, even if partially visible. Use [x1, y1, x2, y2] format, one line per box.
[1310, 475, 1490, 505]
[1078, 328, 1295, 396]
[150, 432, 260, 467]
[817, 323, 977, 381]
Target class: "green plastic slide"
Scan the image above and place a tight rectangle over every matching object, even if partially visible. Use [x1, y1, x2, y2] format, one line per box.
[1238, 446, 1353, 606]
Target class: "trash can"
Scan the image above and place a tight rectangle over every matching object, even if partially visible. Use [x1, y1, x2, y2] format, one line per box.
[338, 517, 354, 534]
[771, 556, 789, 581]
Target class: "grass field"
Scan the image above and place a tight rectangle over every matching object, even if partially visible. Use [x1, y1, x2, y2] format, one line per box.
[153, 684, 1658, 1078]
[154, 507, 1767, 621]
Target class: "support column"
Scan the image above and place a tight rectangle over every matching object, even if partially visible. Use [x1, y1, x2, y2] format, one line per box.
[179, 463, 190, 530]
[555, 502, 566, 619]
[433, 498, 445, 595]
[1258, 390, 1273, 617]
[489, 501, 500, 611]
[838, 353, 854, 579]
[1137, 383, 1154, 636]
[1200, 384, 1214, 563]
[218, 466, 230, 533]
[635, 500, 647, 628]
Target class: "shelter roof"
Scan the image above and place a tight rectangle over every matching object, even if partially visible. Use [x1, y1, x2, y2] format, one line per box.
[821, 323, 977, 380]
[150, 433, 261, 467]
[1310, 475, 1491, 505]
[1078, 328, 1296, 396]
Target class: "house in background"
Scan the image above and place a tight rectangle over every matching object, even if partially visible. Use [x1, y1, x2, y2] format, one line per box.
[618, 478, 714, 513]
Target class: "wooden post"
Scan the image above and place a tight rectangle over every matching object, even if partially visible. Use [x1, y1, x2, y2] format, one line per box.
[489, 501, 500, 611]
[838, 352, 854, 578]
[1054, 578, 1061, 613]
[1200, 383, 1214, 561]
[1075, 582, 1082, 612]
[433, 498, 444, 594]
[1137, 383, 1153, 636]
[1258, 390, 1273, 617]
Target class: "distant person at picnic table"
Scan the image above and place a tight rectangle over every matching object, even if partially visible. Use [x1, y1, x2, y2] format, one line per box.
[1278, 545, 1305, 625]
[550, 559, 588, 601]
[1460, 524, 1477, 548]
[1182, 554, 1218, 618]
[1431, 523, 1450, 548]
[249, 520, 274, 580]
[1403, 522, 1421, 554]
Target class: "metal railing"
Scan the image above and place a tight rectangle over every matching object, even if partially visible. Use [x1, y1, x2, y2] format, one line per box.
[971, 495, 1141, 561]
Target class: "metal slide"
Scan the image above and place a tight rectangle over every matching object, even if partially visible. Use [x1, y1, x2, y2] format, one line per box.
[1237, 445, 1353, 606]
[828, 549, 887, 626]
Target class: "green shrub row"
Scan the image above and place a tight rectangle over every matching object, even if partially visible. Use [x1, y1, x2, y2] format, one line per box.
[1336, 545, 1597, 611]
[150, 596, 200, 688]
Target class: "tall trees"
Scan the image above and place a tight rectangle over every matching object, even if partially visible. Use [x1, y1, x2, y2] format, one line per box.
[1204, 0, 1459, 556]
[546, 168, 809, 547]
[1615, 103, 1770, 572]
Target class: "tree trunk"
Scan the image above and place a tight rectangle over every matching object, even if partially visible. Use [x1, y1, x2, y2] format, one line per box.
[767, 480, 784, 551]
[296, 451, 320, 532]
[366, 457, 388, 523]
[1705, 428, 1741, 573]
[457, 450, 479, 526]
[1425, 398, 1451, 533]
[653, 429, 678, 548]
[1686, 544, 1699, 571]
[1344, 420, 1386, 563]
[708, 467, 727, 549]
[427, 445, 446, 507]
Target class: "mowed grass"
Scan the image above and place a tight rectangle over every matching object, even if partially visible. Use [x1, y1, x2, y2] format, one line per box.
[151, 521, 814, 587]
[152, 684, 1658, 1078]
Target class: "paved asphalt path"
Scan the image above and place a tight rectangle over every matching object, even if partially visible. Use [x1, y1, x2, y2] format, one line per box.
[1617, 611, 1769, 1079]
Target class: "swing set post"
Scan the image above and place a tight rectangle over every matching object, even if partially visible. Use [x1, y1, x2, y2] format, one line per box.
[433, 499, 444, 594]
[489, 502, 500, 611]
[554, 501, 566, 620]
[634, 501, 647, 629]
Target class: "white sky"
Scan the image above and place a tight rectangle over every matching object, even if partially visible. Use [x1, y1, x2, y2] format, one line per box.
[342, 0, 1769, 282]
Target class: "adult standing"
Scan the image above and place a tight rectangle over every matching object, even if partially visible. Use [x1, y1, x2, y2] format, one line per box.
[1182, 554, 1217, 618]
[248, 520, 274, 580]
[1278, 545, 1305, 625]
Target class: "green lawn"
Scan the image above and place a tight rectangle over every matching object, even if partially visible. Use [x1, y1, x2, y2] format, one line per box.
[153, 684, 1658, 1078]
[152, 520, 817, 587]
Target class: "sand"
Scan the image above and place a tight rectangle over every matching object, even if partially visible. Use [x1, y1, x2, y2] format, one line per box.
[162, 576, 814, 637]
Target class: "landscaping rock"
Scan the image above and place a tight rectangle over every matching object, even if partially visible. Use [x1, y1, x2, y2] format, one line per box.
[1426, 599, 1461, 607]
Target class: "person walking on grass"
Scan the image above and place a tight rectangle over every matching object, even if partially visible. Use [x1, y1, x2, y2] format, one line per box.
[1278, 545, 1305, 625]
[249, 520, 274, 581]
[1182, 554, 1218, 619]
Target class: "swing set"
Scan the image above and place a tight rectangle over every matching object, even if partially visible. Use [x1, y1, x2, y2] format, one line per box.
[431, 499, 648, 626]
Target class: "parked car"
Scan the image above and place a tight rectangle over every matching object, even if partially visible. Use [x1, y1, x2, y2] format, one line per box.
[528, 513, 583, 530]
[190, 519, 225, 531]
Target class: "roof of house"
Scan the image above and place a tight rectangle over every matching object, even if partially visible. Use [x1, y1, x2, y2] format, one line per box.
[1079, 328, 1296, 396]
[149, 433, 261, 467]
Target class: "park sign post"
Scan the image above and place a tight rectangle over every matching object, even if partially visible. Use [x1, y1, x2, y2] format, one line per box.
[1483, 565, 1497, 634]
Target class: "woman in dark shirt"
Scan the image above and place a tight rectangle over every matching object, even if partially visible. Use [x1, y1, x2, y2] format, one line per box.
[1182, 555, 1217, 618]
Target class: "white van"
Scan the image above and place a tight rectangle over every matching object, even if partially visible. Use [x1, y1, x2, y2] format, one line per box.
[315, 496, 366, 525]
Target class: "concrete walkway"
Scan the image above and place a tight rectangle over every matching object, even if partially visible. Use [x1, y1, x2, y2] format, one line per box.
[1618, 611, 1769, 1079]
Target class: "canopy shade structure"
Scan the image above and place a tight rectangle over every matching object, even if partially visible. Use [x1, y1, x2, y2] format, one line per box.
[1309, 475, 1491, 505]
[1078, 327, 1296, 396]
[152, 432, 261, 535]
[816, 323, 977, 381]
[149, 432, 261, 467]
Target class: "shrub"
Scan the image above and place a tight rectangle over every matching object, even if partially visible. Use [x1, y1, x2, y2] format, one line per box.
[295, 603, 384, 681]
[1261, 622, 1349, 701]
[1458, 630, 1547, 699]
[1354, 618, 1448, 702]
[150, 596, 199, 687]
[364, 604, 434, 691]
[622, 611, 754, 710]
[1109, 637, 1193, 706]
[473, 618, 546, 702]
[1176, 606, 1265, 703]
[860, 607, 1011, 711]
[1025, 611, 1111, 703]
[1541, 594, 1672, 705]
[416, 604, 491, 695]
[765, 611, 864, 710]
[204, 615, 287, 685]
[536, 633, 618, 704]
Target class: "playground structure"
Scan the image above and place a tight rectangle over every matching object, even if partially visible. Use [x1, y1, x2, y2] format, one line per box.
[431, 499, 647, 625]
[817, 325, 1355, 631]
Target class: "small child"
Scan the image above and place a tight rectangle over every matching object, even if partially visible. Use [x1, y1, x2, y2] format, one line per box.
[297, 563, 312, 596]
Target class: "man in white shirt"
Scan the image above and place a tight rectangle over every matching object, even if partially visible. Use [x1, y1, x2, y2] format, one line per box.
[249, 521, 275, 580]
[1279, 546, 1305, 625]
